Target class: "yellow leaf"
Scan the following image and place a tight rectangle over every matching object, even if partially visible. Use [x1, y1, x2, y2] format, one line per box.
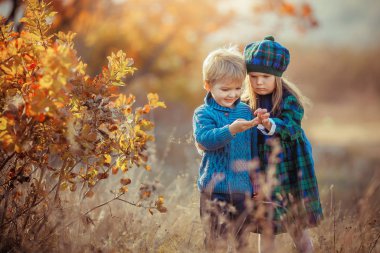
[119, 186, 128, 193]
[116, 157, 128, 172]
[104, 154, 111, 165]
[60, 181, 69, 191]
[0, 117, 7, 131]
[147, 93, 166, 109]
[40, 75, 53, 88]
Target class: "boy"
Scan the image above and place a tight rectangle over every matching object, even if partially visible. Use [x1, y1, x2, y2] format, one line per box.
[193, 46, 259, 250]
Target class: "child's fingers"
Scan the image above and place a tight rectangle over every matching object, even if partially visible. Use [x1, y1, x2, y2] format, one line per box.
[259, 108, 268, 114]
[254, 108, 268, 117]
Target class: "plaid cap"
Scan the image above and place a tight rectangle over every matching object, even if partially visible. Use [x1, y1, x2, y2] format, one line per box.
[244, 36, 290, 77]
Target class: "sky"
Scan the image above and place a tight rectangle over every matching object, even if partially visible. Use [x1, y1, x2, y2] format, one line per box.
[214, 0, 380, 49]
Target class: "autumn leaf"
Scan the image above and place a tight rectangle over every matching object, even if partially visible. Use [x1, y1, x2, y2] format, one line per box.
[302, 4, 312, 17]
[103, 154, 111, 166]
[119, 186, 128, 193]
[0, 117, 7, 130]
[97, 172, 109, 180]
[147, 93, 166, 109]
[120, 178, 132, 185]
[142, 104, 151, 114]
[112, 166, 119, 174]
[280, 2, 296, 16]
[85, 190, 95, 198]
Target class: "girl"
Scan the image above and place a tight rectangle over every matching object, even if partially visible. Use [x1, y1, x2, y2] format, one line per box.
[243, 36, 323, 253]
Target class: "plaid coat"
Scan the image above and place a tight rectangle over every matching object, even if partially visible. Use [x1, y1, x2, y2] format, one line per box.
[254, 91, 323, 234]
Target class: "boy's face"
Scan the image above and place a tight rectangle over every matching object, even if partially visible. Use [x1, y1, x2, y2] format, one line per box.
[205, 79, 243, 108]
[248, 72, 276, 95]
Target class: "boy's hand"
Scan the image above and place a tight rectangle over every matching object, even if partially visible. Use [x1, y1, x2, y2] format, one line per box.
[195, 141, 206, 151]
[254, 108, 272, 131]
[229, 119, 258, 135]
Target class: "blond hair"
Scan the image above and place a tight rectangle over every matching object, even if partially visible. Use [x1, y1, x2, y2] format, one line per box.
[202, 46, 246, 85]
[242, 76, 311, 115]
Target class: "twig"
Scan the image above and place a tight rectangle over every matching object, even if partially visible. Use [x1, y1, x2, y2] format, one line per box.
[82, 193, 124, 217]
[115, 197, 156, 209]
[54, 160, 67, 204]
[330, 185, 335, 253]
[369, 231, 380, 253]
[0, 182, 58, 229]
[23, 165, 46, 230]
[0, 152, 15, 172]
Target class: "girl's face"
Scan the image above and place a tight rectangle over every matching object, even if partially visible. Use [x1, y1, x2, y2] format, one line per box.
[248, 72, 276, 95]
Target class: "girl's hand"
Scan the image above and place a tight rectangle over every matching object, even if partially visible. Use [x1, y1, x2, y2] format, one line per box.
[229, 118, 258, 135]
[254, 108, 270, 123]
[254, 108, 272, 131]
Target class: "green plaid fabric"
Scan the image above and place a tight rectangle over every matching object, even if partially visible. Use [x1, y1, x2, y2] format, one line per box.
[244, 36, 290, 77]
[256, 93, 323, 234]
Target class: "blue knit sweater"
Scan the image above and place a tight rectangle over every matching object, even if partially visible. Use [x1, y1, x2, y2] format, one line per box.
[193, 93, 258, 195]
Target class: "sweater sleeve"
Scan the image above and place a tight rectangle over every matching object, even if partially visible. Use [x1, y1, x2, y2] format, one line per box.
[271, 95, 304, 141]
[193, 108, 234, 150]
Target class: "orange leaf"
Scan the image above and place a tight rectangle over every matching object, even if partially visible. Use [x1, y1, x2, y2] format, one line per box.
[97, 172, 109, 180]
[302, 4, 312, 17]
[281, 2, 296, 16]
[120, 178, 131, 185]
[36, 113, 46, 123]
[85, 190, 94, 198]
[142, 104, 151, 114]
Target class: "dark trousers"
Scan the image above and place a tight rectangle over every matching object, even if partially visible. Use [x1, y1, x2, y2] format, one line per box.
[200, 192, 252, 251]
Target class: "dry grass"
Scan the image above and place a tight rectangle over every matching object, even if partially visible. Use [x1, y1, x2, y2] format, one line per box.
[36, 139, 378, 253]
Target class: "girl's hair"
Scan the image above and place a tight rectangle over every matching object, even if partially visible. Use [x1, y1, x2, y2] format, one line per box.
[242, 76, 311, 115]
[202, 46, 246, 85]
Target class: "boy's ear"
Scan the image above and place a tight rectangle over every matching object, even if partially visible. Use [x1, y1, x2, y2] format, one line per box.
[204, 82, 211, 91]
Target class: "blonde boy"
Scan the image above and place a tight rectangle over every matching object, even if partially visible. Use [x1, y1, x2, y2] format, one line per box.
[193, 46, 258, 250]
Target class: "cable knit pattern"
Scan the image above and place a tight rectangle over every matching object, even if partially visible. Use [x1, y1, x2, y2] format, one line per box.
[193, 93, 258, 194]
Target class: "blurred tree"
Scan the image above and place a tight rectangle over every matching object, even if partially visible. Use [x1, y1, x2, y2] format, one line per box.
[1, 0, 318, 105]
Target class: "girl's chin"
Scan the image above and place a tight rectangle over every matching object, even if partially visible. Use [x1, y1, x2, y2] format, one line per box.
[256, 91, 268, 95]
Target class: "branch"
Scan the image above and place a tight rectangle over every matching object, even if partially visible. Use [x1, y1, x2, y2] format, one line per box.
[0, 182, 58, 229]
[369, 231, 380, 253]
[116, 197, 156, 210]
[0, 152, 15, 172]
[54, 160, 67, 204]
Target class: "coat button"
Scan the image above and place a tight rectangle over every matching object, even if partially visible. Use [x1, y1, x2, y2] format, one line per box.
[224, 113, 229, 116]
